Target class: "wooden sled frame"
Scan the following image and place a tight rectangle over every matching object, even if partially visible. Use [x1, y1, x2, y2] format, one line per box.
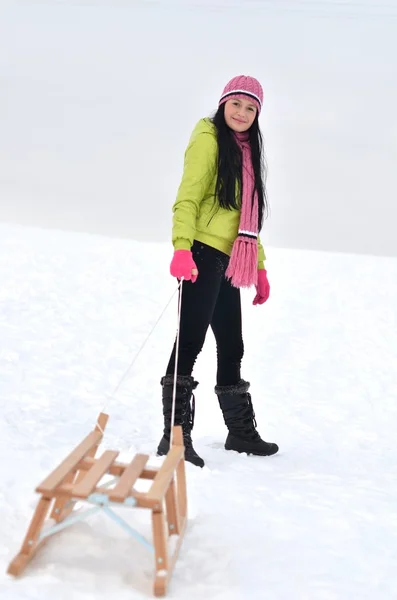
[7, 413, 188, 597]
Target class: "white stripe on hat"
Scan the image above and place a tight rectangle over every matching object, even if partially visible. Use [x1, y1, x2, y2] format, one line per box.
[219, 89, 262, 107]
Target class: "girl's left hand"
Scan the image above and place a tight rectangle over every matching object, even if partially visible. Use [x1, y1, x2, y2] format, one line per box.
[253, 269, 270, 305]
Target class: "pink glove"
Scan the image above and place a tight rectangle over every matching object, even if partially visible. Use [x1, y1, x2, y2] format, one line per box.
[253, 269, 270, 305]
[170, 250, 198, 283]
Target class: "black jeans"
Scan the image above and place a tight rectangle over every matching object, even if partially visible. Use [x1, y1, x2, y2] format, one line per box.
[166, 241, 244, 386]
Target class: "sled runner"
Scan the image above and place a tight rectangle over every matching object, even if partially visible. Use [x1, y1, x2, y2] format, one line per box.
[7, 412, 188, 597]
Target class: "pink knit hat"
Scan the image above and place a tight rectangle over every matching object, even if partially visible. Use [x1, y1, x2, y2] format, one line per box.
[219, 75, 263, 114]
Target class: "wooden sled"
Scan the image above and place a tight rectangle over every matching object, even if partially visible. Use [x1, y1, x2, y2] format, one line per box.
[7, 413, 188, 597]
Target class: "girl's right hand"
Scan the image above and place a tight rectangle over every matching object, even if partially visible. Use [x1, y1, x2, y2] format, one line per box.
[170, 250, 198, 283]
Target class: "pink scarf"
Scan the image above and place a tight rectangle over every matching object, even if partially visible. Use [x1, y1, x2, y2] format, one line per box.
[225, 131, 259, 288]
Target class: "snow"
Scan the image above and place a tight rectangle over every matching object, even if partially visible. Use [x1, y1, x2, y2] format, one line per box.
[1, 222, 397, 599]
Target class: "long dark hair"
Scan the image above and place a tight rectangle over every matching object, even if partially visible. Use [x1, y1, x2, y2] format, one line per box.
[211, 103, 269, 230]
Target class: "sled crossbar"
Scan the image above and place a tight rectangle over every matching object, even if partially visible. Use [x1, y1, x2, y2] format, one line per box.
[7, 412, 188, 597]
[36, 430, 103, 494]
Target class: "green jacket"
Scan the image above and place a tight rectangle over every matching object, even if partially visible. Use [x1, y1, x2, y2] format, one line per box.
[172, 117, 266, 269]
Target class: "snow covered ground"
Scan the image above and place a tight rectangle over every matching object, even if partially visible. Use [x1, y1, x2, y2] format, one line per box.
[1, 222, 397, 599]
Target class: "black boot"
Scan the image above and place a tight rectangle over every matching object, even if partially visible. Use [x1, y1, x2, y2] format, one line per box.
[215, 379, 279, 457]
[157, 374, 205, 468]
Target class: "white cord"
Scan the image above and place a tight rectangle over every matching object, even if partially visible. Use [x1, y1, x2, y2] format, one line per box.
[96, 280, 183, 433]
[169, 278, 184, 448]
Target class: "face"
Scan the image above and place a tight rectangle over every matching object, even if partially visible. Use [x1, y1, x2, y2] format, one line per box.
[224, 97, 258, 132]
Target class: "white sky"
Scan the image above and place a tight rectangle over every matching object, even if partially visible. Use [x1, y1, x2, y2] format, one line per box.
[1, 0, 396, 256]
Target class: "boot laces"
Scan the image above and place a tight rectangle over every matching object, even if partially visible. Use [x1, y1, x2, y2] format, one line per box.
[246, 393, 257, 428]
[170, 388, 196, 447]
[181, 391, 195, 449]
[189, 392, 196, 429]
[162, 379, 200, 453]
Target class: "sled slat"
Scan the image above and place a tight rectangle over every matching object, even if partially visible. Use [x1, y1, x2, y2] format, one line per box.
[147, 446, 184, 504]
[109, 454, 149, 502]
[36, 431, 103, 494]
[79, 456, 159, 480]
[72, 450, 120, 499]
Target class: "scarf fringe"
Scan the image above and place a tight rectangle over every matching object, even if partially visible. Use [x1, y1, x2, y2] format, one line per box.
[225, 236, 258, 288]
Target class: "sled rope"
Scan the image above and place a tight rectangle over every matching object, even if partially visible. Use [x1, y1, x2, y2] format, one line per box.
[96, 280, 184, 437]
[170, 279, 184, 448]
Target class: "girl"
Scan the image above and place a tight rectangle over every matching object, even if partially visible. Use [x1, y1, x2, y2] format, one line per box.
[157, 75, 279, 467]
